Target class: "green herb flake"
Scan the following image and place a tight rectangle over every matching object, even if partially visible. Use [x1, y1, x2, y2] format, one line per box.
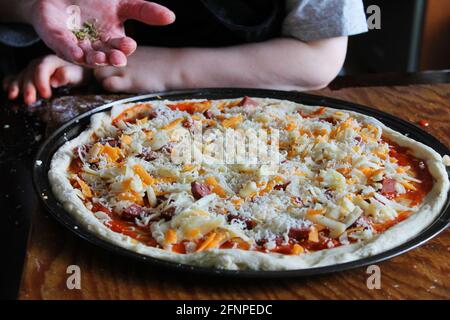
[73, 21, 99, 41]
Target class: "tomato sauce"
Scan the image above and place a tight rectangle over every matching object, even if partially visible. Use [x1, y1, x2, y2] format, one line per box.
[68, 156, 83, 174]
[167, 101, 211, 114]
[418, 119, 429, 127]
[298, 106, 326, 118]
[112, 103, 153, 124]
[90, 202, 159, 247]
[220, 238, 251, 250]
[370, 138, 434, 232]
[386, 139, 434, 205]
[372, 211, 411, 233]
[106, 219, 159, 247]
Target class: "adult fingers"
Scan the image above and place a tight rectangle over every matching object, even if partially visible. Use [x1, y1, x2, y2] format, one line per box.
[89, 51, 107, 66]
[79, 40, 107, 67]
[92, 36, 136, 62]
[118, 0, 175, 25]
[86, 40, 125, 66]
[92, 39, 131, 65]
[46, 28, 84, 63]
[106, 37, 137, 56]
[108, 49, 127, 67]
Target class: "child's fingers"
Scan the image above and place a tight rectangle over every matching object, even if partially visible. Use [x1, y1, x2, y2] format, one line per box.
[51, 65, 86, 87]
[8, 78, 20, 100]
[5, 72, 22, 99]
[34, 57, 61, 99]
[50, 67, 70, 87]
[22, 65, 40, 105]
[108, 49, 127, 67]
[22, 80, 37, 105]
[101, 76, 131, 93]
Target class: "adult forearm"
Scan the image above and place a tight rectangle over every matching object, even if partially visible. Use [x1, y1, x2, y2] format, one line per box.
[174, 37, 348, 91]
[0, 0, 35, 23]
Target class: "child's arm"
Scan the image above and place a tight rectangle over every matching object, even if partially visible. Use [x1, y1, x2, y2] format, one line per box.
[174, 37, 347, 91]
[94, 37, 347, 93]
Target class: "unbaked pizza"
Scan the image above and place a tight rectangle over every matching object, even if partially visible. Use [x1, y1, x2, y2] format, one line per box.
[49, 96, 449, 270]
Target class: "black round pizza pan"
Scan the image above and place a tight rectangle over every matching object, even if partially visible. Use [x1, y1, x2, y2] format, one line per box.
[32, 88, 450, 278]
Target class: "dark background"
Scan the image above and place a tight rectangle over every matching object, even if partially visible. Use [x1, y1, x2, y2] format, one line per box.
[347, 0, 450, 73]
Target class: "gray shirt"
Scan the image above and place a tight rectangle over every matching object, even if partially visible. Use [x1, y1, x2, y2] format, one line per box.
[283, 0, 368, 41]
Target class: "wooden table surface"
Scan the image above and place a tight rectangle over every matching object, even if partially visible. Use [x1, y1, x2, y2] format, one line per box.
[18, 83, 450, 300]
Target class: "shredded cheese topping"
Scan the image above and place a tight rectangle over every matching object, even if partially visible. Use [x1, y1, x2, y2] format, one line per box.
[66, 97, 433, 255]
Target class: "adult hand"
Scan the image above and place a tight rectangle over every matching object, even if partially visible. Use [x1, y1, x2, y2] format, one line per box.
[30, 0, 175, 67]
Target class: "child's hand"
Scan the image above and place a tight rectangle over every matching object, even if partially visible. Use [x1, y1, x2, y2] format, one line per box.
[93, 47, 177, 93]
[2, 55, 90, 105]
